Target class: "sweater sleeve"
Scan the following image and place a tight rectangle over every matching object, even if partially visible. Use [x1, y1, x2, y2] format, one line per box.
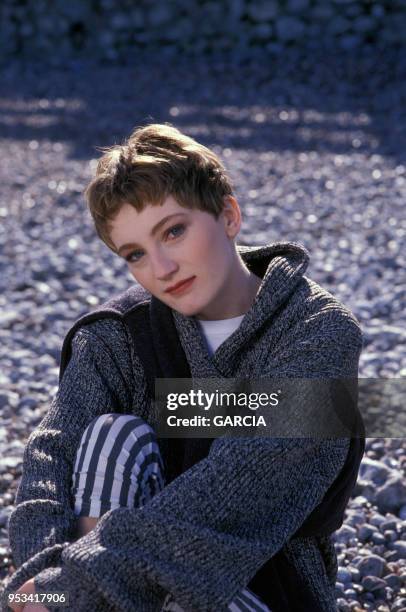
[3, 319, 141, 592]
[2, 314, 363, 612]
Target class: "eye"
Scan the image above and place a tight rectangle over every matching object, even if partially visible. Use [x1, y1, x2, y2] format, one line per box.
[125, 249, 144, 264]
[165, 223, 186, 239]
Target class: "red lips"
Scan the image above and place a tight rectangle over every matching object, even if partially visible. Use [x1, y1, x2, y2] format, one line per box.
[165, 276, 196, 295]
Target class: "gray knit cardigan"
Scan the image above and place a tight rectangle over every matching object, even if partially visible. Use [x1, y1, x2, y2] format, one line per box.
[1, 242, 363, 612]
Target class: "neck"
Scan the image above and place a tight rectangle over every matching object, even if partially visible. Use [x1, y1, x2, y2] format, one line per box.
[196, 252, 262, 321]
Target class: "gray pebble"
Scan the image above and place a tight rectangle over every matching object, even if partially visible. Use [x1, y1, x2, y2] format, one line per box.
[385, 573, 401, 590]
[391, 541, 406, 559]
[370, 513, 386, 528]
[383, 529, 398, 542]
[362, 575, 387, 591]
[336, 598, 351, 612]
[356, 554, 385, 578]
[381, 518, 399, 531]
[399, 505, 406, 520]
[335, 581, 345, 596]
[0, 457, 22, 471]
[359, 458, 392, 485]
[337, 567, 353, 583]
[0, 507, 14, 529]
[392, 598, 406, 612]
[371, 532, 386, 545]
[336, 525, 357, 545]
[376, 476, 406, 513]
[1, 46, 406, 611]
[357, 524, 377, 542]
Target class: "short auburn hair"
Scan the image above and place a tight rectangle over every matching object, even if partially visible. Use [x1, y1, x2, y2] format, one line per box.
[85, 123, 234, 252]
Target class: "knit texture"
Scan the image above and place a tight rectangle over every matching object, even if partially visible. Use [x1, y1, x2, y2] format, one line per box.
[1, 242, 363, 612]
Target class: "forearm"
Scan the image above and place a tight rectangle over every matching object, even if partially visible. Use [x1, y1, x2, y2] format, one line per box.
[8, 321, 139, 571]
[18, 436, 350, 612]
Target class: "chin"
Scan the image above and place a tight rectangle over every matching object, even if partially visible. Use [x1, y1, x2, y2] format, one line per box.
[173, 305, 201, 317]
[168, 300, 205, 318]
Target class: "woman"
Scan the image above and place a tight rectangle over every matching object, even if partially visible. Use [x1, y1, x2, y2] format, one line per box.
[3, 123, 364, 612]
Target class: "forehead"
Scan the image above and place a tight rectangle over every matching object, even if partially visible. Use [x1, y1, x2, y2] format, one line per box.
[113, 195, 189, 226]
[109, 195, 198, 249]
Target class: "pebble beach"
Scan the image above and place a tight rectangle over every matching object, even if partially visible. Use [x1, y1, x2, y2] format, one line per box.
[0, 48, 405, 611]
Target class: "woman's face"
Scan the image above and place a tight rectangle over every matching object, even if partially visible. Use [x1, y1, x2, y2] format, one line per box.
[109, 194, 240, 318]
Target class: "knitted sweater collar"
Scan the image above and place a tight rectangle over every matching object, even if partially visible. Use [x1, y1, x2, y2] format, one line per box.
[172, 241, 309, 376]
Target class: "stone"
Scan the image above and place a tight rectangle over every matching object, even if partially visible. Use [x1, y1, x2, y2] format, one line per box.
[336, 597, 351, 612]
[247, 1, 279, 21]
[381, 518, 398, 531]
[286, 0, 310, 13]
[391, 541, 406, 559]
[356, 555, 385, 578]
[399, 504, 406, 520]
[335, 525, 357, 545]
[357, 524, 377, 542]
[392, 598, 406, 612]
[376, 476, 406, 513]
[353, 481, 376, 502]
[336, 598, 351, 612]
[146, 4, 174, 28]
[371, 532, 386, 545]
[346, 510, 366, 528]
[349, 567, 360, 581]
[370, 513, 386, 528]
[0, 507, 14, 528]
[275, 16, 306, 41]
[361, 575, 387, 592]
[252, 23, 274, 40]
[385, 573, 401, 589]
[335, 581, 345, 596]
[339, 34, 362, 50]
[353, 16, 377, 34]
[328, 17, 351, 36]
[337, 567, 352, 583]
[359, 458, 392, 486]
[0, 457, 22, 471]
[111, 13, 129, 31]
[311, 5, 335, 20]
[385, 550, 402, 562]
[383, 529, 398, 543]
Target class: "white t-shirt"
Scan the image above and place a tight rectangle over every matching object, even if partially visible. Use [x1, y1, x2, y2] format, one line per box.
[197, 314, 245, 356]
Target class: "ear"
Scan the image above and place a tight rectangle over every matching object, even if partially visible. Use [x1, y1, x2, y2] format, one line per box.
[221, 195, 242, 239]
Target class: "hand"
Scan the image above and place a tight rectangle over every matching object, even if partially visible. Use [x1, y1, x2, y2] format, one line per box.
[8, 577, 49, 612]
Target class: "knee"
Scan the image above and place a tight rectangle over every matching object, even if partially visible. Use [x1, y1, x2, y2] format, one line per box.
[87, 412, 153, 429]
[79, 413, 156, 445]
[73, 413, 164, 478]
[71, 412, 164, 516]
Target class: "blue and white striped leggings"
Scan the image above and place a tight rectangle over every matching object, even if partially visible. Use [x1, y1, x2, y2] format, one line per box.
[70, 413, 271, 612]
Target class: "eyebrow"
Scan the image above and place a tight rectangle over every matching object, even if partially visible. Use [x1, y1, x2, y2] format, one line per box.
[117, 213, 187, 256]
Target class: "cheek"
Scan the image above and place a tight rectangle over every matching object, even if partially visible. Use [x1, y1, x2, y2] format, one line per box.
[194, 228, 225, 260]
[202, 235, 230, 270]
[128, 268, 150, 289]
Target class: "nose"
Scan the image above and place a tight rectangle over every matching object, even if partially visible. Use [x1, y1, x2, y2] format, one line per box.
[150, 248, 178, 281]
